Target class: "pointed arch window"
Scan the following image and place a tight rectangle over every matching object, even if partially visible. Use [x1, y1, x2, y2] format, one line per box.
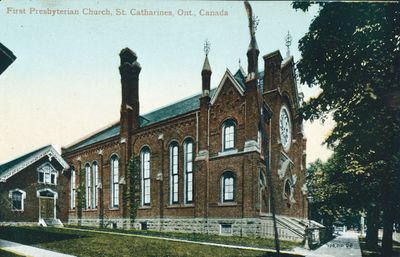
[70, 168, 76, 209]
[221, 171, 235, 202]
[92, 161, 99, 208]
[140, 147, 151, 206]
[184, 139, 194, 204]
[170, 142, 179, 204]
[110, 155, 119, 208]
[222, 120, 236, 151]
[85, 164, 91, 209]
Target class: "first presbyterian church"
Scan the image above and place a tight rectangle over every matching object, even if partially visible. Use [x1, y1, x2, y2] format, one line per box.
[61, 4, 315, 241]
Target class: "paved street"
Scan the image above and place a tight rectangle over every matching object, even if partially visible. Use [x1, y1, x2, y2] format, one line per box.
[293, 231, 362, 257]
[0, 239, 76, 257]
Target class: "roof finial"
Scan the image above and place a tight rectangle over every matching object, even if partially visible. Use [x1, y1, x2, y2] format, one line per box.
[204, 39, 210, 56]
[244, 0, 259, 50]
[202, 40, 211, 72]
[285, 31, 292, 58]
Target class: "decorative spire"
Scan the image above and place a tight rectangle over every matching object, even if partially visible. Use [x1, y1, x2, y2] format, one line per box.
[244, 0, 259, 50]
[202, 39, 211, 71]
[285, 31, 292, 58]
[244, 0, 260, 78]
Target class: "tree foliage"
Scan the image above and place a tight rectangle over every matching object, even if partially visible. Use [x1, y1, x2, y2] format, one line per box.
[307, 156, 362, 228]
[294, 2, 400, 255]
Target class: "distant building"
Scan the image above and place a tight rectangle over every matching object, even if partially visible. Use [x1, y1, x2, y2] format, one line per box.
[0, 145, 69, 227]
[0, 42, 16, 75]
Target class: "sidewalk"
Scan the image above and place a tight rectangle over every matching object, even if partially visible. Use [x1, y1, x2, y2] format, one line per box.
[0, 239, 76, 257]
[293, 231, 362, 257]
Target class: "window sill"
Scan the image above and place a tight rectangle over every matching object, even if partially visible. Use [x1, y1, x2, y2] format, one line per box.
[218, 202, 237, 207]
[166, 204, 195, 209]
[217, 149, 238, 157]
[139, 206, 151, 210]
[37, 182, 57, 186]
[83, 209, 98, 212]
[108, 208, 120, 211]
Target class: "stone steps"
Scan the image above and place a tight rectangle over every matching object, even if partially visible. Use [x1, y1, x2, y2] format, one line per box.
[39, 218, 64, 227]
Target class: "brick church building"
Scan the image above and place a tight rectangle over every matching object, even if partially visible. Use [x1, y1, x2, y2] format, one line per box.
[62, 7, 316, 241]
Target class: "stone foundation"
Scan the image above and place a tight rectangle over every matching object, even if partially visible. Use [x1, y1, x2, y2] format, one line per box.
[68, 216, 304, 242]
[0, 222, 37, 227]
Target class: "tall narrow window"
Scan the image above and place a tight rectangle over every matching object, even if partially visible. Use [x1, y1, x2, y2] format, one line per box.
[184, 139, 193, 204]
[110, 155, 119, 208]
[221, 172, 235, 202]
[140, 148, 151, 206]
[223, 120, 236, 151]
[70, 168, 76, 209]
[92, 162, 98, 209]
[170, 142, 179, 204]
[9, 189, 26, 211]
[85, 164, 91, 209]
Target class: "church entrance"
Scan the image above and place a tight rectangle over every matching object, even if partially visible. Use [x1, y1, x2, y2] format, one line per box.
[39, 198, 54, 219]
[37, 188, 58, 220]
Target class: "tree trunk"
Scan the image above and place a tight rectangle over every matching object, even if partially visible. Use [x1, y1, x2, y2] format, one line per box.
[381, 205, 394, 257]
[365, 206, 379, 250]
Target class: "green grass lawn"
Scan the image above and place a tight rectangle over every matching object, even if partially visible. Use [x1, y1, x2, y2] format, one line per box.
[0, 249, 25, 257]
[66, 225, 301, 250]
[0, 226, 303, 257]
[359, 237, 400, 257]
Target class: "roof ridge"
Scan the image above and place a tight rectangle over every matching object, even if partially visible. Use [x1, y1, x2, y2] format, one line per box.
[0, 145, 51, 167]
[62, 121, 120, 150]
[63, 87, 219, 153]
[142, 91, 202, 117]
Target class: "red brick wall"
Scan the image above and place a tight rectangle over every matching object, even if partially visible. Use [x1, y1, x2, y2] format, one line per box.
[62, 51, 307, 224]
[0, 157, 68, 222]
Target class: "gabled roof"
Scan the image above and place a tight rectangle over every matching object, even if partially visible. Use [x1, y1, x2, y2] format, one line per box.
[233, 68, 264, 93]
[63, 89, 218, 154]
[0, 145, 69, 182]
[210, 69, 245, 105]
[0, 42, 17, 75]
[63, 67, 273, 155]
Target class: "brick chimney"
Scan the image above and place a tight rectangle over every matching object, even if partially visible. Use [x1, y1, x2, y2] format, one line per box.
[119, 48, 141, 138]
[263, 50, 283, 93]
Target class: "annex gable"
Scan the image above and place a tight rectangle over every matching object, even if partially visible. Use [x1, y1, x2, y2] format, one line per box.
[0, 145, 69, 182]
[210, 69, 245, 106]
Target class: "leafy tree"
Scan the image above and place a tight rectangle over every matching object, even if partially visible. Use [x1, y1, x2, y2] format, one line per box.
[293, 2, 400, 256]
[307, 156, 362, 230]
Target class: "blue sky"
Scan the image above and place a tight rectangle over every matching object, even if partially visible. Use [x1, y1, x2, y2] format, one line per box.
[0, 0, 333, 164]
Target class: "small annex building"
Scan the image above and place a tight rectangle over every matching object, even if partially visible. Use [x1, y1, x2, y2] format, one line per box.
[0, 145, 69, 227]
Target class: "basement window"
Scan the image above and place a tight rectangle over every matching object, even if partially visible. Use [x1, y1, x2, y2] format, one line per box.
[140, 222, 148, 230]
[220, 223, 232, 235]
